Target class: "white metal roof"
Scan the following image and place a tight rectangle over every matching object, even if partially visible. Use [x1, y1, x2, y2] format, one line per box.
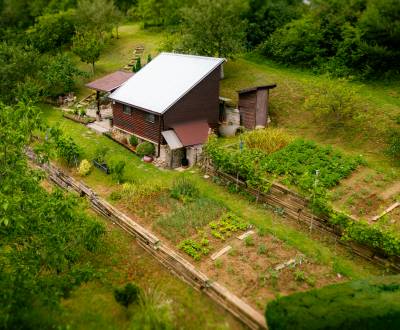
[161, 130, 183, 150]
[109, 52, 225, 114]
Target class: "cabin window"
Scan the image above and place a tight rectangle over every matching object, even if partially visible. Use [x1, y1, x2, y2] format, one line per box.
[145, 113, 155, 123]
[123, 104, 132, 115]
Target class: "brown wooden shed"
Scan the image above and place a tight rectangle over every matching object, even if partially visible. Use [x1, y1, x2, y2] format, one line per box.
[237, 84, 276, 129]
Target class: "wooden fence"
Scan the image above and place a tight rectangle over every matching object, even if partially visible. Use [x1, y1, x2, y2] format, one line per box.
[202, 161, 400, 273]
[26, 149, 266, 330]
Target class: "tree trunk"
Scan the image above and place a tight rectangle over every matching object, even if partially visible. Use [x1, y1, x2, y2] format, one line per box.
[92, 62, 95, 75]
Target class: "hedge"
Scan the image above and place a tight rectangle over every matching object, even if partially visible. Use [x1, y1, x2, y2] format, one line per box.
[266, 275, 400, 330]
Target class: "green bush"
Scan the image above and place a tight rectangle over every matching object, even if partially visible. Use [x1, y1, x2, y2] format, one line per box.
[266, 275, 400, 330]
[110, 160, 125, 184]
[170, 176, 199, 202]
[136, 141, 155, 158]
[129, 134, 139, 146]
[78, 159, 92, 176]
[93, 146, 109, 163]
[114, 283, 141, 308]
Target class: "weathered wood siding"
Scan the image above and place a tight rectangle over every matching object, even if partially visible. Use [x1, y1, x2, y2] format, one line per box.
[164, 65, 221, 130]
[112, 102, 160, 143]
[238, 92, 257, 129]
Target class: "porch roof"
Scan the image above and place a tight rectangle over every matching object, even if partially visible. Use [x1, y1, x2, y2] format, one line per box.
[85, 71, 134, 93]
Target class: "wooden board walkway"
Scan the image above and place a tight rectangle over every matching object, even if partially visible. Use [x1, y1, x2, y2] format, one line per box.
[26, 149, 266, 330]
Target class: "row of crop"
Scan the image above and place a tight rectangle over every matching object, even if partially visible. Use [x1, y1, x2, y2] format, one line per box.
[204, 136, 400, 257]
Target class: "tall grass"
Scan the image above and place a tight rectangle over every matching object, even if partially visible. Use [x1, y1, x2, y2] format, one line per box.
[243, 128, 293, 154]
[154, 198, 226, 243]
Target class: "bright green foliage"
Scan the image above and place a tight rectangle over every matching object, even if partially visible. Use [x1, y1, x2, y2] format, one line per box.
[136, 141, 155, 158]
[41, 53, 86, 97]
[28, 9, 77, 53]
[243, 128, 293, 154]
[180, 0, 246, 58]
[206, 137, 362, 194]
[93, 145, 109, 163]
[50, 126, 81, 166]
[133, 56, 142, 72]
[72, 31, 104, 73]
[0, 102, 104, 328]
[266, 275, 400, 330]
[209, 212, 248, 241]
[170, 176, 199, 203]
[303, 78, 365, 124]
[110, 160, 126, 183]
[137, 0, 188, 28]
[178, 239, 210, 261]
[129, 134, 139, 146]
[114, 283, 141, 308]
[78, 159, 92, 176]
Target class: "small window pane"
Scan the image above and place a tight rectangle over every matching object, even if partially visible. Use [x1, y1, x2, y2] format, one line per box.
[145, 113, 155, 123]
[123, 104, 132, 115]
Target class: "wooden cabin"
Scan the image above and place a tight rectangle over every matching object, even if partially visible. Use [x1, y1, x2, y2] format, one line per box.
[237, 84, 276, 129]
[109, 53, 225, 166]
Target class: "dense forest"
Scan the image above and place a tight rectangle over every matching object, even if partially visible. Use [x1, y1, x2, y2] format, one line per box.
[0, 0, 399, 329]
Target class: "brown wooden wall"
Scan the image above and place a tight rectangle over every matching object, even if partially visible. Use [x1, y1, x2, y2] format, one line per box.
[238, 91, 257, 129]
[112, 102, 160, 143]
[164, 65, 221, 130]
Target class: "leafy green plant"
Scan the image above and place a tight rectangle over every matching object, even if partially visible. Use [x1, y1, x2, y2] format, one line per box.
[178, 239, 209, 261]
[258, 243, 267, 255]
[110, 160, 125, 184]
[170, 176, 199, 202]
[79, 108, 86, 117]
[209, 212, 248, 240]
[93, 146, 109, 163]
[136, 141, 155, 158]
[129, 134, 139, 146]
[114, 283, 141, 308]
[78, 159, 92, 176]
[386, 129, 400, 161]
[214, 259, 223, 269]
[50, 126, 81, 166]
[244, 235, 255, 247]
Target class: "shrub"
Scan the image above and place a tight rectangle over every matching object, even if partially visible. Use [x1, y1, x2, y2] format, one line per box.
[265, 275, 400, 330]
[50, 127, 81, 167]
[79, 108, 86, 117]
[78, 159, 92, 176]
[136, 141, 155, 158]
[93, 146, 109, 163]
[243, 128, 293, 154]
[114, 283, 141, 308]
[129, 135, 139, 146]
[110, 160, 125, 184]
[303, 78, 365, 125]
[170, 176, 199, 202]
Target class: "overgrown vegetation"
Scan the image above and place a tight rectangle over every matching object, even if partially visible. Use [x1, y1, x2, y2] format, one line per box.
[243, 128, 293, 154]
[266, 275, 400, 330]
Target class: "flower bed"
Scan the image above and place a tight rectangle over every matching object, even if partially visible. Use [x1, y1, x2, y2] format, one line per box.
[63, 112, 95, 124]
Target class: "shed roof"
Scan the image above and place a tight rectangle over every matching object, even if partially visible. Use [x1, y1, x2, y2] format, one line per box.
[171, 120, 210, 147]
[109, 53, 225, 114]
[86, 71, 134, 93]
[237, 84, 277, 94]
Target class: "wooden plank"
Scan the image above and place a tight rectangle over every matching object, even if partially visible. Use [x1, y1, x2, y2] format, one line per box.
[237, 230, 255, 241]
[372, 202, 400, 221]
[211, 245, 232, 260]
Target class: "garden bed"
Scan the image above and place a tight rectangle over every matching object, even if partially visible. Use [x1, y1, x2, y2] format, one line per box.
[103, 132, 137, 154]
[63, 112, 95, 124]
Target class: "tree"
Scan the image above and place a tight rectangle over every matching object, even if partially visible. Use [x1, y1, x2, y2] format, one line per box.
[72, 32, 104, 74]
[179, 0, 247, 58]
[303, 78, 365, 125]
[243, 0, 305, 49]
[41, 53, 86, 97]
[28, 9, 77, 53]
[0, 102, 105, 328]
[76, 0, 117, 37]
[137, 0, 187, 28]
